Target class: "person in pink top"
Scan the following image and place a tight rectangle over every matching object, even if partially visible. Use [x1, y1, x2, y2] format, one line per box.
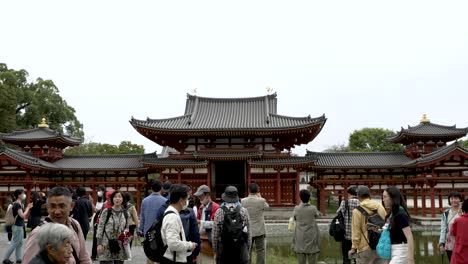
[22, 187, 92, 264]
[450, 198, 468, 264]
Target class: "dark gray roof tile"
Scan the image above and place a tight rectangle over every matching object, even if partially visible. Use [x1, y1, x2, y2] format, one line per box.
[387, 122, 468, 142]
[0, 146, 58, 169]
[131, 93, 326, 131]
[0, 127, 81, 146]
[407, 142, 468, 166]
[307, 151, 412, 168]
[55, 154, 146, 170]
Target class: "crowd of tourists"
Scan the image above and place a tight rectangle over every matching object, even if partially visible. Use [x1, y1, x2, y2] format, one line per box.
[2, 183, 468, 264]
[330, 186, 468, 264]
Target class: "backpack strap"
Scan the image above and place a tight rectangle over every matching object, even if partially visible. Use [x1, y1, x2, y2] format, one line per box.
[345, 200, 350, 221]
[356, 206, 369, 217]
[444, 209, 449, 227]
[161, 210, 180, 262]
[355, 206, 371, 246]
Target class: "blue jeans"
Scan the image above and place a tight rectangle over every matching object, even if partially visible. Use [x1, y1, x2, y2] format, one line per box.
[3, 225, 24, 262]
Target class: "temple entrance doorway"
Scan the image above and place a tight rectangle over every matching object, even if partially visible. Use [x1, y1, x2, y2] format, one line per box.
[212, 160, 246, 201]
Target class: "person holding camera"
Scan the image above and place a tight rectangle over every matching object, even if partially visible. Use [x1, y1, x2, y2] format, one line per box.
[96, 190, 130, 264]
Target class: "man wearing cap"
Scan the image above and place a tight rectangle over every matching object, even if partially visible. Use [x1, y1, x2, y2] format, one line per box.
[348, 186, 387, 264]
[138, 180, 167, 264]
[194, 184, 220, 245]
[337, 186, 360, 264]
[241, 183, 269, 264]
[213, 186, 251, 264]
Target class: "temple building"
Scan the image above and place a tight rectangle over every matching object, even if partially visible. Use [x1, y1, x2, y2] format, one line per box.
[1, 94, 467, 216]
[308, 114, 468, 216]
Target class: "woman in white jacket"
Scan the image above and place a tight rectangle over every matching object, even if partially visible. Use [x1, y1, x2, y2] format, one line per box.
[161, 184, 198, 264]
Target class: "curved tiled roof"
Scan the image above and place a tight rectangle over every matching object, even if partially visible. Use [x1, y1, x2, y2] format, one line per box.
[130, 93, 326, 131]
[54, 154, 147, 170]
[386, 122, 468, 143]
[0, 146, 58, 169]
[0, 127, 81, 146]
[193, 150, 262, 160]
[407, 142, 468, 166]
[248, 156, 317, 167]
[307, 151, 412, 168]
[141, 157, 208, 168]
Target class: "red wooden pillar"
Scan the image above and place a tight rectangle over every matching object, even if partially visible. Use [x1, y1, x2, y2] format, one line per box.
[276, 169, 281, 205]
[421, 185, 426, 217]
[136, 184, 141, 213]
[413, 186, 418, 216]
[247, 164, 251, 186]
[25, 170, 32, 204]
[430, 168, 436, 217]
[319, 186, 326, 215]
[429, 175, 436, 217]
[295, 170, 300, 204]
[177, 169, 182, 184]
[207, 163, 211, 188]
[438, 193, 443, 213]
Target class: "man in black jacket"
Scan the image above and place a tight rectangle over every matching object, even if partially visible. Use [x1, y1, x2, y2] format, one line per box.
[72, 186, 94, 239]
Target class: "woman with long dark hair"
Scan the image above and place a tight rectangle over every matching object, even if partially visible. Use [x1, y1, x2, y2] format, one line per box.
[382, 186, 414, 264]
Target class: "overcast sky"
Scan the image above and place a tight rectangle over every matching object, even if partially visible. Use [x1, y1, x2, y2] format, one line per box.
[2, 1, 467, 155]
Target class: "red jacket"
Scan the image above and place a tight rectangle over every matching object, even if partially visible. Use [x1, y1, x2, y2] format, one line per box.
[450, 214, 468, 264]
[197, 201, 220, 221]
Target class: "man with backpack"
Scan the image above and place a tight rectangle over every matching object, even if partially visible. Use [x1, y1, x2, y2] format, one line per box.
[139, 180, 168, 264]
[160, 184, 198, 264]
[336, 186, 360, 264]
[348, 186, 386, 264]
[22, 186, 92, 264]
[213, 186, 251, 264]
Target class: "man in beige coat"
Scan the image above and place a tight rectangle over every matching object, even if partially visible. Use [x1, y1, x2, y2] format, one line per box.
[348, 186, 387, 264]
[241, 183, 269, 264]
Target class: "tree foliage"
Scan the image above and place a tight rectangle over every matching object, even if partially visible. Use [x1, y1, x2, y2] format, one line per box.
[0, 63, 83, 138]
[324, 143, 349, 152]
[348, 128, 403, 152]
[64, 141, 145, 155]
[459, 138, 468, 148]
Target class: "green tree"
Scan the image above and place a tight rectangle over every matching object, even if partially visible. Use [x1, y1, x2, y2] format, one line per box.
[459, 138, 468, 148]
[348, 128, 403, 152]
[0, 63, 84, 138]
[324, 143, 349, 152]
[65, 141, 145, 155]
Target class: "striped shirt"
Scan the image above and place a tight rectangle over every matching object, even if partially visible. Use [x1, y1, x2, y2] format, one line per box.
[337, 197, 360, 241]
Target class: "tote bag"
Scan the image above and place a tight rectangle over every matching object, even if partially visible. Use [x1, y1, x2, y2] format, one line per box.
[376, 224, 391, 259]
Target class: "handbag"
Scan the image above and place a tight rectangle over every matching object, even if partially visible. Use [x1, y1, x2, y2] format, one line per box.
[108, 238, 121, 254]
[288, 216, 296, 231]
[376, 222, 391, 259]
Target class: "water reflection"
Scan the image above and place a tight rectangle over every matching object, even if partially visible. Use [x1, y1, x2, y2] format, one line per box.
[267, 230, 442, 263]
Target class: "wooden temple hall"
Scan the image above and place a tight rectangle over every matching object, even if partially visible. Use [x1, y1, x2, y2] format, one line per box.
[1, 93, 468, 216]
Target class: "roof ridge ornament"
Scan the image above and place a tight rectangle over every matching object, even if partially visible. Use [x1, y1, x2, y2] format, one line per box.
[38, 117, 49, 128]
[420, 114, 430, 123]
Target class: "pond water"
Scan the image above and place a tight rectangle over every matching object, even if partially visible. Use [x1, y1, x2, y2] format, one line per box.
[267, 230, 442, 263]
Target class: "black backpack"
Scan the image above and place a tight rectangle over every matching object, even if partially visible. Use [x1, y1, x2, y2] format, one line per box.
[329, 201, 348, 242]
[356, 206, 385, 250]
[220, 206, 248, 263]
[143, 211, 176, 263]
